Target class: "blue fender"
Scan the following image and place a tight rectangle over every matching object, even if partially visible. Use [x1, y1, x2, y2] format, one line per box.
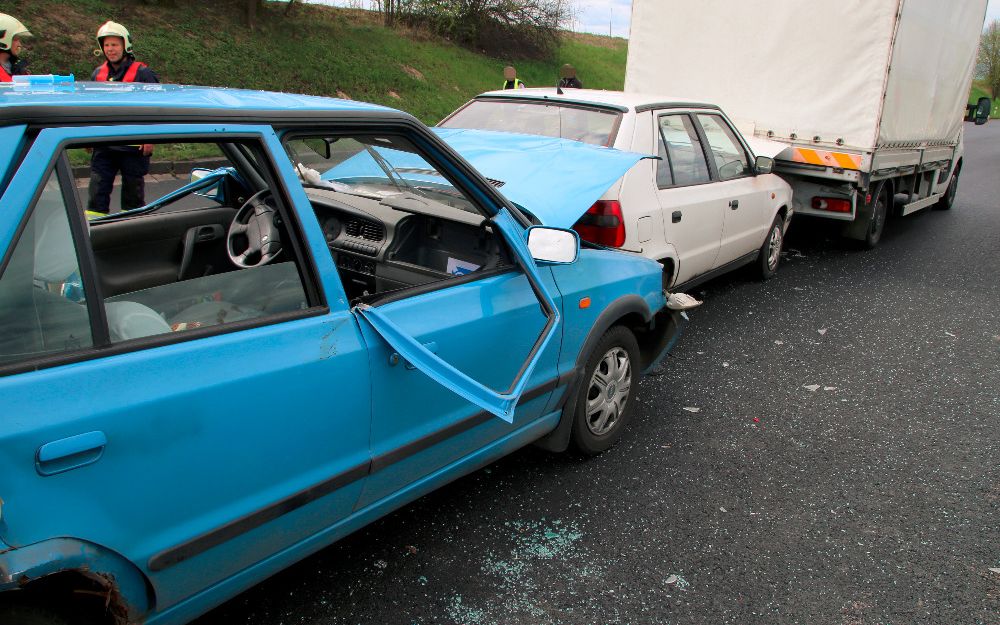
[0, 537, 152, 620]
[534, 294, 658, 453]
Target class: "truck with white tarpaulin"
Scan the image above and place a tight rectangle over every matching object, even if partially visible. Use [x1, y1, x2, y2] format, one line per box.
[625, 0, 991, 247]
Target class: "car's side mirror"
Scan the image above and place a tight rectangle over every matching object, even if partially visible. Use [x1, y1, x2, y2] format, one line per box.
[755, 155, 775, 175]
[190, 168, 225, 203]
[527, 226, 579, 264]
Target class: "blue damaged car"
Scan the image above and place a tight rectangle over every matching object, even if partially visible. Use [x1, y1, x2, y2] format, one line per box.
[0, 81, 682, 625]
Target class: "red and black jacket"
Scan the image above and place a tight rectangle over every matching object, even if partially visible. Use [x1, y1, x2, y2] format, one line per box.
[91, 57, 159, 83]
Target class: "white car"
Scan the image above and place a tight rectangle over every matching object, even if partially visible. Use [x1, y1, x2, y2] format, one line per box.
[440, 89, 794, 289]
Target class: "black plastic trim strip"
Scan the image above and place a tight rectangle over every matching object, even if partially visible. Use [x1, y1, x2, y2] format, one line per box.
[148, 461, 371, 572]
[55, 155, 110, 346]
[673, 250, 759, 293]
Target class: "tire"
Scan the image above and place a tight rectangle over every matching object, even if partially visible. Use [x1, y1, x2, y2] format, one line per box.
[863, 189, 888, 249]
[756, 213, 784, 280]
[0, 602, 72, 625]
[935, 170, 959, 210]
[570, 325, 640, 456]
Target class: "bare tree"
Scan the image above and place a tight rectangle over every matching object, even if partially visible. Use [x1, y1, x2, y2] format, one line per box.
[979, 20, 1000, 98]
[375, 0, 407, 27]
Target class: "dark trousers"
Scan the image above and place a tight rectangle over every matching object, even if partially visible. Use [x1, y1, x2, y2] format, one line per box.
[87, 147, 151, 214]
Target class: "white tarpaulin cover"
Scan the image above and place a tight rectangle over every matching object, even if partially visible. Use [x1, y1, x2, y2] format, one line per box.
[625, 0, 988, 152]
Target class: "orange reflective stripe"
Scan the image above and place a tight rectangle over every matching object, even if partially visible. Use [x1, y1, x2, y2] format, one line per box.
[832, 152, 862, 169]
[794, 148, 823, 166]
[791, 148, 861, 170]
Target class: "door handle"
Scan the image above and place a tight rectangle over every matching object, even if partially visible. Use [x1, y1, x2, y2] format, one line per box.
[729, 200, 740, 210]
[36, 431, 107, 476]
[389, 342, 438, 370]
[671, 211, 682, 223]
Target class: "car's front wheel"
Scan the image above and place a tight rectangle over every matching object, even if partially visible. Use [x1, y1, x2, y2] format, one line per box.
[571, 325, 640, 455]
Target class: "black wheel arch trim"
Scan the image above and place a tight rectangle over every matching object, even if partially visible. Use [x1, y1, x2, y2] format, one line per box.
[533, 295, 658, 453]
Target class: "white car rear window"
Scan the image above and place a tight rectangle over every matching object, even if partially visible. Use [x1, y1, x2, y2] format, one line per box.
[441, 100, 620, 146]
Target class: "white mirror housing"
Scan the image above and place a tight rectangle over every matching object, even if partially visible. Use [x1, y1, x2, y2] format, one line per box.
[527, 226, 580, 264]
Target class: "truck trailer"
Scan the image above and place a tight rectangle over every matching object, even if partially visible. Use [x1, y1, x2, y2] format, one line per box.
[625, 0, 991, 247]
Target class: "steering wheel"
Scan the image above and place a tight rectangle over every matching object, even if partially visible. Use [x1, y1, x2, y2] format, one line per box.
[227, 189, 282, 268]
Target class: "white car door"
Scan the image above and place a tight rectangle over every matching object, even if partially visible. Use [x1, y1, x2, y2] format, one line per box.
[694, 113, 770, 264]
[653, 112, 723, 285]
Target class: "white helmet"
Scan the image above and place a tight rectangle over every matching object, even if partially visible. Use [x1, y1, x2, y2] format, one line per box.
[96, 20, 133, 54]
[0, 13, 32, 52]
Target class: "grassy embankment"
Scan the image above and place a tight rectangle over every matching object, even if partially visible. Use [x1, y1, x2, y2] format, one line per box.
[9, 0, 626, 124]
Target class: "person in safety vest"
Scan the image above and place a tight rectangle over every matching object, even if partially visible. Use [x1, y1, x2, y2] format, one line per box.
[558, 64, 582, 89]
[502, 66, 525, 90]
[87, 21, 159, 214]
[0, 14, 32, 81]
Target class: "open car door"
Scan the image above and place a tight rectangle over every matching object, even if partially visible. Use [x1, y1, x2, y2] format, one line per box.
[326, 129, 650, 422]
[355, 207, 560, 422]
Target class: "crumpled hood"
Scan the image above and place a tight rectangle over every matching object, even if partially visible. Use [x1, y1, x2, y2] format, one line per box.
[433, 128, 651, 229]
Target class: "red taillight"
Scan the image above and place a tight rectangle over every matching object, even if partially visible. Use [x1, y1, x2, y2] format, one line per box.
[573, 200, 626, 247]
[811, 197, 852, 213]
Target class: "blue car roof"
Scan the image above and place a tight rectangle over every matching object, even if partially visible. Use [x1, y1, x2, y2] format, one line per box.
[0, 81, 404, 125]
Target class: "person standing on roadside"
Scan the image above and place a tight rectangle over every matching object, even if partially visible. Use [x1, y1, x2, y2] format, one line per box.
[0, 14, 32, 81]
[88, 21, 159, 214]
[558, 64, 583, 89]
[502, 66, 525, 90]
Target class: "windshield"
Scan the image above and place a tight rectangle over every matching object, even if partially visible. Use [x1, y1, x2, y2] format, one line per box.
[284, 135, 480, 217]
[440, 100, 621, 147]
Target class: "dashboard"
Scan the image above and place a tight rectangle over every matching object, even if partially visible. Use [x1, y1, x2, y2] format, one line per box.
[306, 188, 507, 301]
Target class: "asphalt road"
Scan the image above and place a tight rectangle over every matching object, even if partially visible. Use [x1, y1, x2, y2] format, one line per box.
[192, 122, 1000, 625]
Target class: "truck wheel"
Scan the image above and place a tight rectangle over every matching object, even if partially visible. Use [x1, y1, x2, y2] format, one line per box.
[935, 170, 959, 210]
[756, 214, 784, 280]
[570, 325, 639, 456]
[863, 190, 888, 249]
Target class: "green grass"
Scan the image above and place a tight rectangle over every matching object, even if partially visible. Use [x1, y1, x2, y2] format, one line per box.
[9, 0, 627, 126]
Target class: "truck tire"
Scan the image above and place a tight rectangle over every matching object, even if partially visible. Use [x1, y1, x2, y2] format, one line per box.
[755, 214, 784, 280]
[935, 170, 959, 210]
[863, 189, 888, 249]
[570, 325, 639, 456]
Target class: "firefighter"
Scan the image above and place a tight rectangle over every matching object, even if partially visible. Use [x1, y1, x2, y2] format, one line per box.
[88, 21, 159, 214]
[0, 13, 32, 81]
[502, 66, 525, 90]
[558, 64, 583, 89]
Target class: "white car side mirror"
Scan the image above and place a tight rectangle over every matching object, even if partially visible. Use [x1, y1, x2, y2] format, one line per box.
[527, 226, 580, 264]
[755, 155, 775, 175]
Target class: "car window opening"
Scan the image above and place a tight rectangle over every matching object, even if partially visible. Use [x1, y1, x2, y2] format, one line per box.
[283, 134, 512, 303]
